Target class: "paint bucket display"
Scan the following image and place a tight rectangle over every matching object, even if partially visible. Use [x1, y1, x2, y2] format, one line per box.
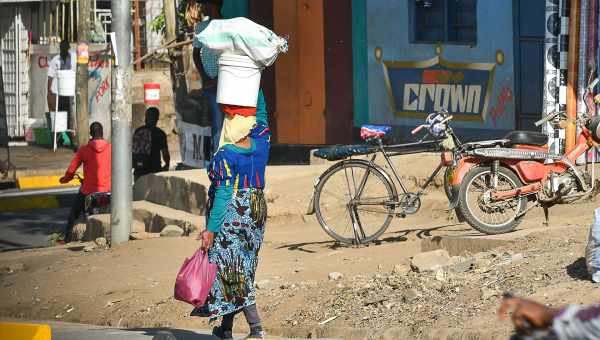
[56, 70, 76, 97]
[216, 53, 261, 107]
[144, 83, 160, 105]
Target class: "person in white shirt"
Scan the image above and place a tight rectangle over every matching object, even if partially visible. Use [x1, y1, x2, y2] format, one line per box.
[47, 40, 76, 129]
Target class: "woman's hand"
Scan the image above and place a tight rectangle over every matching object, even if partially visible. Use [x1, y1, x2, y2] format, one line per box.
[198, 230, 215, 251]
[498, 296, 559, 334]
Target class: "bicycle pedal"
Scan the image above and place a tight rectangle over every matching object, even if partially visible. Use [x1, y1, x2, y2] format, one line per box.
[396, 212, 407, 218]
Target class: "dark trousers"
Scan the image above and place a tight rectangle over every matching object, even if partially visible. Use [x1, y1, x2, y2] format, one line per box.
[65, 192, 86, 242]
[220, 304, 261, 331]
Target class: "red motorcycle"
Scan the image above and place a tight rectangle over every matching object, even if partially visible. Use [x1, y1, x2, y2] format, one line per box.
[449, 78, 600, 234]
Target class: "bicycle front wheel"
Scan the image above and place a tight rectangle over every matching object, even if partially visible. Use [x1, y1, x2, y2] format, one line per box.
[314, 160, 397, 244]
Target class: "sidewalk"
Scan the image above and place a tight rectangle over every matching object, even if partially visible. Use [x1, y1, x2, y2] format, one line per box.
[4, 144, 182, 182]
[8, 145, 74, 179]
[1, 319, 341, 340]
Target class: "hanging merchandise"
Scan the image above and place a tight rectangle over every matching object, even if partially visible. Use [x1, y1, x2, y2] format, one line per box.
[555, 0, 570, 155]
[543, 0, 560, 155]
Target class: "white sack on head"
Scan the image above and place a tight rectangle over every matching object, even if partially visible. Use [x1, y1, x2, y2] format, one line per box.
[195, 17, 288, 68]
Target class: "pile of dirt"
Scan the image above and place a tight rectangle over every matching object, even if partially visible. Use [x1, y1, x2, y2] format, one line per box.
[257, 226, 593, 338]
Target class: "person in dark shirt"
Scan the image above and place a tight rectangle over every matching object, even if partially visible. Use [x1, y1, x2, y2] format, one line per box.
[132, 107, 170, 180]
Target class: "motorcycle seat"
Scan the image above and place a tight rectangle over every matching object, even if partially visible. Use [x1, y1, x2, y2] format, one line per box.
[503, 131, 547, 147]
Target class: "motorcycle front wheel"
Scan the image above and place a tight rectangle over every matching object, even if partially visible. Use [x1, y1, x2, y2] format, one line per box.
[457, 166, 527, 234]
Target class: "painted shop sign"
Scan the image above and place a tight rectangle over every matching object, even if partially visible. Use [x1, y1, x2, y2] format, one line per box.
[382, 55, 497, 121]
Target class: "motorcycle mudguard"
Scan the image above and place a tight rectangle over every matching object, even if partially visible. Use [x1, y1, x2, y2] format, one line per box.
[448, 157, 482, 186]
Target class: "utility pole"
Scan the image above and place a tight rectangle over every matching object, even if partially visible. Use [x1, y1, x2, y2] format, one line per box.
[110, 0, 133, 246]
[75, 0, 90, 148]
[164, 0, 177, 44]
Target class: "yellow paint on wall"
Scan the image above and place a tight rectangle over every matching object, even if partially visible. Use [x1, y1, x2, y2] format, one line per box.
[17, 176, 80, 190]
[0, 196, 60, 212]
[0, 322, 52, 340]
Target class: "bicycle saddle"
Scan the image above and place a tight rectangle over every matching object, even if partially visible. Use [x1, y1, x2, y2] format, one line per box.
[360, 125, 392, 142]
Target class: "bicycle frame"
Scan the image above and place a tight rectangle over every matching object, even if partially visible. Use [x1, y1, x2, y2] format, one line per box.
[345, 137, 452, 221]
[310, 112, 463, 245]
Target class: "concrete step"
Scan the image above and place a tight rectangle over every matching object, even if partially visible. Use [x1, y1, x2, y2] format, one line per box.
[132, 200, 204, 233]
[133, 171, 208, 215]
[84, 200, 203, 241]
[85, 214, 146, 242]
[132, 166, 331, 217]
[131, 161, 450, 226]
[420, 225, 578, 256]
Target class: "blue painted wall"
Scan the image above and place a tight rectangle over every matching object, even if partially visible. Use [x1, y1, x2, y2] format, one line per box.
[361, 0, 516, 141]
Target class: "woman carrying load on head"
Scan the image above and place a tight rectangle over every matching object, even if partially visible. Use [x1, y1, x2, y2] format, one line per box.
[197, 101, 270, 340]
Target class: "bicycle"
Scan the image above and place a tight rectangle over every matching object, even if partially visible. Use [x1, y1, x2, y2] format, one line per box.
[308, 111, 463, 245]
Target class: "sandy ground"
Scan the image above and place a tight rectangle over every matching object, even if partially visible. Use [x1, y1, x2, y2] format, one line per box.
[2, 157, 600, 339]
[1, 195, 600, 338]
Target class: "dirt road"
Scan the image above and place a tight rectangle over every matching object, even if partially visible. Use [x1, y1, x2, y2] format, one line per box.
[1, 168, 599, 339]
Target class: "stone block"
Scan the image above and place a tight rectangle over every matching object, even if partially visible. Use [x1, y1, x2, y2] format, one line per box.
[132, 200, 204, 233]
[133, 172, 207, 215]
[410, 249, 451, 272]
[160, 225, 184, 237]
[85, 214, 111, 242]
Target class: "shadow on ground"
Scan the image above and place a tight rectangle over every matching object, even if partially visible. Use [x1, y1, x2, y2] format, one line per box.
[567, 257, 590, 281]
[129, 328, 214, 340]
[276, 222, 470, 253]
[0, 207, 72, 251]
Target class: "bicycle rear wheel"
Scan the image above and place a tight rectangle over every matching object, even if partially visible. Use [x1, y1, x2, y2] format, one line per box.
[314, 160, 397, 244]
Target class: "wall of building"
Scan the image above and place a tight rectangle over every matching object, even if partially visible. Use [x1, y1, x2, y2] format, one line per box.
[0, 5, 30, 138]
[29, 44, 112, 137]
[360, 0, 516, 142]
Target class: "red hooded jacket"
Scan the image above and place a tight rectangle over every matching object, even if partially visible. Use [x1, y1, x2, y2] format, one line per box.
[64, 139, 112, 195]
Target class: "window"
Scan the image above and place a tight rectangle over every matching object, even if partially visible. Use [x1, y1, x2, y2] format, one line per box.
[412, 0, 477, 45]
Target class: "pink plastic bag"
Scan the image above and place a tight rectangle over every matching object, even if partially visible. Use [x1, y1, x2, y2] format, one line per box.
[174, 249, 217, 307]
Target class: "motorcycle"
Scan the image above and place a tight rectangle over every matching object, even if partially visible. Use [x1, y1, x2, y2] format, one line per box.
[73, 173, 111, 217]
[448, 77, 600, 234]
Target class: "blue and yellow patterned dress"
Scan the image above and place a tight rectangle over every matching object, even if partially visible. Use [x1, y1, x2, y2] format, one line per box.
[205, 122, 270, 321]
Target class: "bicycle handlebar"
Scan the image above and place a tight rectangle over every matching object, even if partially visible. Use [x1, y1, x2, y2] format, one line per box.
[411, 125, 427, 135]
[412, 115, 454, 135]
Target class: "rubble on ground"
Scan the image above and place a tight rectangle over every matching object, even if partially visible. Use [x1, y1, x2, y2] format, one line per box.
[256, 234, 589, 337]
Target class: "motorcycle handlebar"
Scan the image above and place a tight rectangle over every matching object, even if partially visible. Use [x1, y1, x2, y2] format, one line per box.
[534, 111, 561, 127]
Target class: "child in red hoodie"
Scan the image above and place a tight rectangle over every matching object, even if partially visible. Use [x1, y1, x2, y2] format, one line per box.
[59, 122, 111, 242]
